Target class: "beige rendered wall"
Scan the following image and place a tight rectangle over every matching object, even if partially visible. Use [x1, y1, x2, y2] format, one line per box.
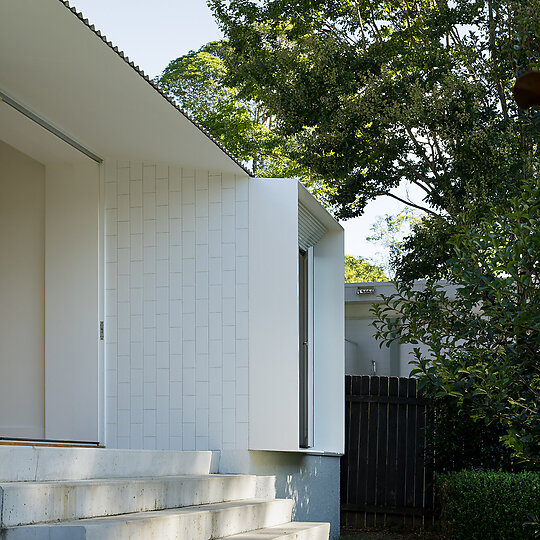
[0, 140, 45, 438]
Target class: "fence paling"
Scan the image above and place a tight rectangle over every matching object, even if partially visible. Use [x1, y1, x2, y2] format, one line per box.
[341, 375, 435, 530]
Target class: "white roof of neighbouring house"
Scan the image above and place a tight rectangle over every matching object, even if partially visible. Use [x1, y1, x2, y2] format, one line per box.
[0, 0, 251, 174]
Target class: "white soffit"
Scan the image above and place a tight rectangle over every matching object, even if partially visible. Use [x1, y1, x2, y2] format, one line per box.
[0, 0, 250, 175]
[299, 202, 327, 251]
[297, 181, 343, 235]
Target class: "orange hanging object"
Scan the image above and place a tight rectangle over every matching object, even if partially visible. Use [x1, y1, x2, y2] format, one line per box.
[513, 71, 540, 109]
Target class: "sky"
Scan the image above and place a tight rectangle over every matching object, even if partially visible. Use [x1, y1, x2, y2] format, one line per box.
[71, 0, 417, 265]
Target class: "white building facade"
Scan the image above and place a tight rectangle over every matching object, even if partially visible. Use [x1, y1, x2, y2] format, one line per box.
[0, 1, 344, 536]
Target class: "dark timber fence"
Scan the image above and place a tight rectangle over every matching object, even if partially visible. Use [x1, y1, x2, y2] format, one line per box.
[341, 375, 435, 531]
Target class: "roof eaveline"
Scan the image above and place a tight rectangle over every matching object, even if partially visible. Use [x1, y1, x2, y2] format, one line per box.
[59, 0, 252, 176]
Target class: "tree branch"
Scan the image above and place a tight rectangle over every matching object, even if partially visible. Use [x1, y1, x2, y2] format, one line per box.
[352, 0, 367, 49]
[290, 9, 357, 47]
[448, 27, 481, 83]
[431, 133, 448, 175]
[383, 191, 440, 216]
[396, 158, 435, 194]
[362, 0, 383, 44]
[320, 21, 358, 47]
[487, 0, 509, 121]
[405, 126, 441, 180]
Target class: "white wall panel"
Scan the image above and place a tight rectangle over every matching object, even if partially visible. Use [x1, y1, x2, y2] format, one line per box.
[312, 229, 345, 454]
[104, 161, 249, 450]
[248, 179, 300, 451]
[298, 183, 344, 454]
[105, 165, 343, 453]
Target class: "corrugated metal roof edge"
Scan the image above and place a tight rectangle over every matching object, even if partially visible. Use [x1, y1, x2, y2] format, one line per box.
[58, 0, 253, 177]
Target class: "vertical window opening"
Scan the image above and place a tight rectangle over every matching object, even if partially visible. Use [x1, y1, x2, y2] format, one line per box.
[299, 248, 310, 448]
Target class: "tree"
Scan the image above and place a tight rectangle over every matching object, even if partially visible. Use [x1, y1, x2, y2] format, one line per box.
[156, 41, 307, 177]
[372, 180, 540, 465]
[344, 255, 387, 283]
[209, 0, 540, 279]
[206, 0, 540, 463]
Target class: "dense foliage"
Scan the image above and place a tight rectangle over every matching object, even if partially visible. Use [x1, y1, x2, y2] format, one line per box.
[210, 0, 540, 279]
[374, 181, 540, 465]
[156, 41, 306, 177]
[437, 470, 540, 539]
[422, 369, 517, 472]
[344, 255, 387, 283]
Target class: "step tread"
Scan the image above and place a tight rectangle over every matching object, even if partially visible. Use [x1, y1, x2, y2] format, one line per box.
[0, 473, 254, 487]
[0, 475, 271, 527]
[5, 498, 292, 529]
[218, 522, 330, 539]
[0, 447, 215, 482]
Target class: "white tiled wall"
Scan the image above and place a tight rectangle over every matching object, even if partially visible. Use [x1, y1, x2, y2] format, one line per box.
[104, 161, 249, 451]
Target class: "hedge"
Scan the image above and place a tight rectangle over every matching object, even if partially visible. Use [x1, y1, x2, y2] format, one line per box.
[438, 470, 540, 539]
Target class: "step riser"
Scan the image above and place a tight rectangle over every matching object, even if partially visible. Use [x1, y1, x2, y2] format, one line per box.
[0, 446, 216, 482]
[2, 500, 294, 540]
[1, 475, 257, 527]
[225, 522, 330, 539]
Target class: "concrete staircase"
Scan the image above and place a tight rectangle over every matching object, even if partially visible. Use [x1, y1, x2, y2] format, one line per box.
[0, 446, 329, 539]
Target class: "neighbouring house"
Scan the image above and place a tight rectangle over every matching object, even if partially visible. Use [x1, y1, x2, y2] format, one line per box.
[345, 282, 412, 377]
[0, 1, 344, 537]
[345, 281, 456, 377]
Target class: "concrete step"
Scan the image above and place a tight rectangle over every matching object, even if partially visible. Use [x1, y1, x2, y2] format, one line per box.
[0, 446, 216, 482]
[0, 473, 277, 527]
[1, 498, 294, 540]
[219, 522, 330, 539]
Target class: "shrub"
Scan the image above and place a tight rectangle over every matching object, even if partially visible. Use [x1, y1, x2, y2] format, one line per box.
[425, 389, 517, 473]
[419, 351, 519, 473]
[374, 179, 540, 465]
[438, 470, 540, 539]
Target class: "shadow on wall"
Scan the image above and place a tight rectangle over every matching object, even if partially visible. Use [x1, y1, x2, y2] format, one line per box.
[248, 451, 341, 539]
